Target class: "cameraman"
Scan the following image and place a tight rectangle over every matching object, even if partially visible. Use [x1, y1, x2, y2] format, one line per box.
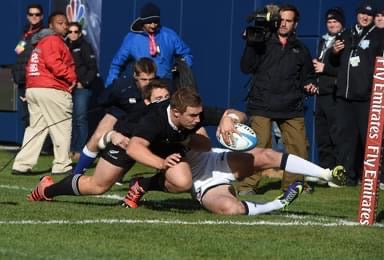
[238, 4, 318, 194]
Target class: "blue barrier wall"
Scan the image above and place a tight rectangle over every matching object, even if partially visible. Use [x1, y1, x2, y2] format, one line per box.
[0, 0, 372, 161]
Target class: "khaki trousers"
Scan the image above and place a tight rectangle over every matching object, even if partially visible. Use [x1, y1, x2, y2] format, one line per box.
[237, 116, 308, 191]
[13, 88, 73, 173]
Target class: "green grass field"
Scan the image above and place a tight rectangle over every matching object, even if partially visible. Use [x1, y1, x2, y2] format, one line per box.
[0, 149, 383, 259]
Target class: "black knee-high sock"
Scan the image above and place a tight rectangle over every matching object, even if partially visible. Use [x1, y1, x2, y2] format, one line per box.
[280, 153, 289, 170]
[45, 174, 82, 198]
[138, 172, 166, 192]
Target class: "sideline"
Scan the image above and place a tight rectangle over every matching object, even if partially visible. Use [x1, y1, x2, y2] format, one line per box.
[0, 218, 383, 228]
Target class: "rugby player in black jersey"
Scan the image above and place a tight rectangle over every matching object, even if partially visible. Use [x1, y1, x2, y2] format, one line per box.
[121, 87, 347, 214]
[72, 57, 157, 175]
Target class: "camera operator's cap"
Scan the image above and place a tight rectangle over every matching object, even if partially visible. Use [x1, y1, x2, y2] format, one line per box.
[356, 1, 377, 16]
[131, 2, 161, 32]
[325, 7, 345, 26]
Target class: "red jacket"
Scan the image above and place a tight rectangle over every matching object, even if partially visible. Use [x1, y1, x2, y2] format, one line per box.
[26, 32, 77, 93]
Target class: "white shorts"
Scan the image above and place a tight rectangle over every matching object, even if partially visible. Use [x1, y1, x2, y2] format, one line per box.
[186, 148, 235, 203]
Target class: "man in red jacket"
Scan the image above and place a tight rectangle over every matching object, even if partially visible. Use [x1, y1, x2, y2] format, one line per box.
[12, 11, 77, 175]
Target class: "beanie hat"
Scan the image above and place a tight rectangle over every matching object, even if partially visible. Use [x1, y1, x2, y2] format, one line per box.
[377, 2, 384, 15]
[131, 3, 161, 32]
[356, 1, 377, 16]
[325, 7, 345, 26]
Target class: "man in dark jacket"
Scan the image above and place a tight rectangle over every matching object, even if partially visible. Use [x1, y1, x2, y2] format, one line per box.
[312, 8, 345, 178]
[238, 4, 318, 193]
[331, 2, 384, 186]
[12, 4, 44, 129]
[66, 22, 98, 159]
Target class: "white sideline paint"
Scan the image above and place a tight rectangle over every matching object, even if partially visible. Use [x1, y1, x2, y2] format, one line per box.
[0, 184, 30, 191]
[1, 184, 383, 228]
[0, 218, 383, 228]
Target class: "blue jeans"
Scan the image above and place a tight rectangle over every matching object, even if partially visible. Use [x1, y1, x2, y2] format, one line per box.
[71, 88, 92, 152]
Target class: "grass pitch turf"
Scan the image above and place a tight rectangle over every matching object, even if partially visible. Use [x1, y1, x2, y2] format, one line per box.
[0, 149, 383, 259]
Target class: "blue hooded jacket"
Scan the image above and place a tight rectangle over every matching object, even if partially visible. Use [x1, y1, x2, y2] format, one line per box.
[105, 26, 193, 87]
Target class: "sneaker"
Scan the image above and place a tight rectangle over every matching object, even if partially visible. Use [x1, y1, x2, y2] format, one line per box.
[277, 181, 304, 209]
[121, 178, 145, 208]
[328, 165, 347, 188]
[11, 169, 33, 176]
[27, 176, 54, 202]
[379, 182, 384, 191]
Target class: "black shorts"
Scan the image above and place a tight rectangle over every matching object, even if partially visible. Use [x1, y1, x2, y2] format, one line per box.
[100, 142, 135, 170]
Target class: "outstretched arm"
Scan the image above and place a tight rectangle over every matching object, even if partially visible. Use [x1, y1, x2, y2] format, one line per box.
[126, 136, 181, 170]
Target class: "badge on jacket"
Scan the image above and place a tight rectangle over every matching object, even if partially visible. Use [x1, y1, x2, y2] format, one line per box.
[350, 56, 360, 67]
[15, 40, 26, 54]
[359, 40, 370, 50]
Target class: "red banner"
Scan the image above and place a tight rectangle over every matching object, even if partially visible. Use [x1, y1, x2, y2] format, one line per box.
[358, 56, 384, 225]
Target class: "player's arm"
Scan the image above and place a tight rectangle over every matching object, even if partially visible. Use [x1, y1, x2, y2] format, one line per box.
[126, 136, 181, 170]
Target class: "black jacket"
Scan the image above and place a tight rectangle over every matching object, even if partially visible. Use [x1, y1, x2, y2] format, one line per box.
[66, 36, 98, 88]
[316, 35, 339, 96]
[241, 33, 316, 119]
[12, 23, 44, 85]
[330, 25, 384, 101]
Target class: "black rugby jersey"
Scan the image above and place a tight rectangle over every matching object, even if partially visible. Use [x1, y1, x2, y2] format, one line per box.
[131, 100, 225, 157]
[98, 76, 148, 131]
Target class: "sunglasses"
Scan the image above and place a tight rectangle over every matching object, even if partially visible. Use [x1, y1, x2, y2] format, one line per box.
[27, 13, 42, 17]
[68, 30, 80, 34]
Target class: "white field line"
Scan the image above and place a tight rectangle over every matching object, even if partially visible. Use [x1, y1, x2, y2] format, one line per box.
[0, 218, 383, 228]
[1, 184, 383, 228]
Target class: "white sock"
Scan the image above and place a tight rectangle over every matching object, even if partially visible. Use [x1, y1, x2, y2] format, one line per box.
[83, 145, 98, 158]
[284, 154, 330, 181]
[244, 200, 284, 215]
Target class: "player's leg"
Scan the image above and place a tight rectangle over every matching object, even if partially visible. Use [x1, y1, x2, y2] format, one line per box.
[201, 185, 245, 215]
[122, 161, 193, 208]
[227, 149, 345, 185]
[73, 113, 117, 174]
[28, 142, 133, 201]
[27, 159, 124, 201]
[201, 183, 303, 215]
[163, 161, 193, 192]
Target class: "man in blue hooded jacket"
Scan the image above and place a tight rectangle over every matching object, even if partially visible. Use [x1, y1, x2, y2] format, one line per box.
[105, 2, 193, 89]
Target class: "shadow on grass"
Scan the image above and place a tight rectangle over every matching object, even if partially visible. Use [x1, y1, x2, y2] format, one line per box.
[11, 168, 52, 176]
[0, 201, 18, 205]
[53, 199, 119, 207]
[53, 197, 201, 214]
[255, 179, 281, 194]
[376, 210, 384, 222]
[141, 198, 202, 213]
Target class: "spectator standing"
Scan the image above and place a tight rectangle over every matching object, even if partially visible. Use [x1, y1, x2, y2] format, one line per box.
[105, 2, 192, 91]
[238, 4, 319, 194]
[66, 22, 98, 160]
[312, 8, 345, 171]
[331, 1, 383, 186]
[374, 5, 384, 29]
[12, 11, 77, 176]
[12, 4, 44, 129]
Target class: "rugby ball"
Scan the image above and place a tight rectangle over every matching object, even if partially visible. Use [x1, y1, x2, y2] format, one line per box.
[217, 123, 257, 151]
